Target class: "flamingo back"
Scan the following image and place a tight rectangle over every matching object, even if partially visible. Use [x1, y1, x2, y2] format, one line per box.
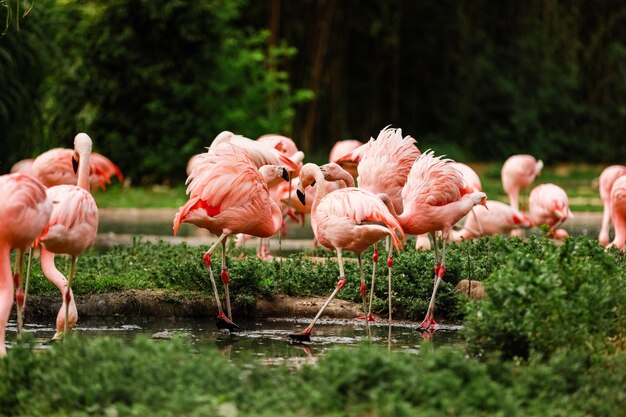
[329, 140, 364, 164]
[357, 127, 420, 213]
[402, 151, 464, 209]
[599, 165, 626, 202]
[529, 183, 572, 228]
[316, 188, 405, 249]
[0, 174, 52, 250]
[501, 154, 543, 193]
[449, 162, 482, 194]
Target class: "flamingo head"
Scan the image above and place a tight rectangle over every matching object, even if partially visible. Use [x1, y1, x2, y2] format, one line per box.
[297, 163, 323, 205]
[470, 192, 488, 209]
[319, 162, 355, 187]
[259, 165, 290, 187]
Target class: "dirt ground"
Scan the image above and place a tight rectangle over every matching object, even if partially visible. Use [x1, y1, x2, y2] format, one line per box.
[24, 290, 366, 320]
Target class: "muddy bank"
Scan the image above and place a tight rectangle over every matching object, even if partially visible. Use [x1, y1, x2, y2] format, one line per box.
[24, 290, 365, 321]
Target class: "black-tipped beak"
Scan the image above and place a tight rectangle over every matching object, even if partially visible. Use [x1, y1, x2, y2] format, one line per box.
[297, 189, 306, 205]
[72, 154, 79, 174]
[281, 167, 289, 182]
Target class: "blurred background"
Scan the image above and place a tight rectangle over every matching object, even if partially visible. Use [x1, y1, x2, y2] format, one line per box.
[2, 0, 626, 185]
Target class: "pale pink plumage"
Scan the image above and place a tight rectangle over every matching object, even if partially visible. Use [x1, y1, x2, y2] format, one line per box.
[329, 139, 364, 179]
[257, 134, 301, 158]
[449, 162, 482, 194]
[452, 201, 531, 240]
[528, 183, 572, 237]
[32, 148, 123, 191]
[173, 143, 285, 329]
[501, 154, 543, 211]
[209, 130, 302, 175]
[608, 175, 626, 251]
[0, 174, 52, 355]
[10, 158, 35, 175]
[398, 151, 487, 330]
[598, 165, 626, 246]
[37, 133, 99, 339]
[288, 163, 404, 341]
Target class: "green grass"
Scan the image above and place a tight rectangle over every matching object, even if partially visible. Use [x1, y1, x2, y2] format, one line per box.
[94, 184, 187, 208]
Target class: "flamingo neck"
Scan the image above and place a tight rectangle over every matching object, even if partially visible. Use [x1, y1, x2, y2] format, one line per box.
[77, 149, 91, 192]
[40, 247, 68, 292]
[270, 200, 283, 234]
[310, 169, 330, 216]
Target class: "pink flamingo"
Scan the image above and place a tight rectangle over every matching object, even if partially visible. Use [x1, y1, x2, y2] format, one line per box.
[353, 126, 420, 321]
[598, 165, 626, 246]
[329, 139, 364, 180]
[173, 144, 288, 330]
[36, 133, 99, 339]
[397, 151, 487, 330]
[452, 201, 532, 240]
[32, 148, 123, 191]
[257, 134, 301, 158]
[416, 161, 484, 249]
[0, 174, 52, 355]
[528, 183, 572, 238]
[501, 154, 543, 211]
[607, 175, 626, 251]
[288, 163, 404, 342]
[10, 158, 35, 175]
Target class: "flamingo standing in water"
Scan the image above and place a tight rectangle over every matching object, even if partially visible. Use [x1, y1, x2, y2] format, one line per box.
[598, 165, 626, 246]
[528, 183, 572, 238]
[288, 163, 404, 342]
[397, 151, 487, 330]
[173, 144, 289, 330]
[352, 127, 420, 321]
[0, 174, 52, 355]
[607, 175, 626, 251]
[36, 133, 99, 339]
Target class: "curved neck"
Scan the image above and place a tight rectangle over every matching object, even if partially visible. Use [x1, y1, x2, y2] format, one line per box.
[310, 168, 331, 215]
[40, 247, 67, 292]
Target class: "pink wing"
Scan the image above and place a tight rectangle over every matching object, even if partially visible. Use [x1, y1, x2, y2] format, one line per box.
[257, 134, 299, 156]
[0, 174, 52, 250]
[529, 183, 571, 228]
[357, 127, 421, 212]
[610, 176, 626, 250]
[39, 184, 99, 255]
[329, 140, 364, 164]
[501, 154, 543, 193]
[10, 158, 35, 175]
[316, 188, 405, 249]
[89, 153, 124, 190]
[402, 151, 464, 208]
[450, 162, 482, 193]
[173, 144, 271, 234]
[599, 165, 626, 202]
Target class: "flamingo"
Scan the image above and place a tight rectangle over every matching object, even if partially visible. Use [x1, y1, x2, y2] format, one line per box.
[329, 139, 364, 180]
[607, 175, 626, 251]
[36, 133, 99, 339]
[173, 144, 288, 330]
[528, 183, 573, 238]
[452, 201, 532, 240]
[288, 163, 404, 342]
[598, 165, 626, 246]
[9, 158, 35, 175]
[0, 174, 52, 355]
[397, 151, 487, 330]
[416, 161, 484, 250]
[501, 154, 543, 212]
[32, 148, 123, 191]
[351, 126, 420, 321]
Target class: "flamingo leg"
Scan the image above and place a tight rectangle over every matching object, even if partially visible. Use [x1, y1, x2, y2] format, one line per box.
[386, 236, 393, 323]
[420, 231, 445, 331]
[22, 246, 33, 313]
[366, 243, 379, 321]
[203, 232, 238, 330]
[289, 248, 347, 342]
[15, 250, 24, 336]
[63, 255, 77, 338]
[221, 239, 233, 321]
[357, 255, 367, 315]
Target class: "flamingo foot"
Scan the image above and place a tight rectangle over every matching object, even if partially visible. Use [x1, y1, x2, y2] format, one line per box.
[355, 314, 376, 322]
[216, 312, 240, 331]
[288, 329, 312, 343]
[417, 316, 438, 331]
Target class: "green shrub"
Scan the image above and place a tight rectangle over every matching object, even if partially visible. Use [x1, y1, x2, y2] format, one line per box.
[463, 237, 626, 360]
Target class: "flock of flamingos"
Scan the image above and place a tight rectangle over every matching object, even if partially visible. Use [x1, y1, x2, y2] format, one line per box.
[1, 127, 625, 350]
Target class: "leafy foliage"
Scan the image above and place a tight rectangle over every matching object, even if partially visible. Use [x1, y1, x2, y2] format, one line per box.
[464, 237, 626, 360]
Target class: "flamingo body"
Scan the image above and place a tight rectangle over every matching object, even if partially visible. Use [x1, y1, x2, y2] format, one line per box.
[501, 154, 543, 210]
[329, 139, 364, 179]
[528, 183, 572, 234]
[598, 165, 626, 246]
[608, 176, 626, 251]
[453, 201, 531, 240]
[0, 174, 52, 355]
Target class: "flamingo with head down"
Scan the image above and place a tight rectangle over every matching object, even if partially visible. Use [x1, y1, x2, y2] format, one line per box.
[598, 165, 626, 246]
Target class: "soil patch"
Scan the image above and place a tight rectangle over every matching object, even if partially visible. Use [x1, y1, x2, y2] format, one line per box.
[24, 290, 366, 320]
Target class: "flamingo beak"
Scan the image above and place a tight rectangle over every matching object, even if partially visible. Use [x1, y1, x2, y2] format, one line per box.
[480, 198, 488, 210]
[281, 167, 290, 182]
[72, 153, 79, 174]
[296, 188, 306, 205]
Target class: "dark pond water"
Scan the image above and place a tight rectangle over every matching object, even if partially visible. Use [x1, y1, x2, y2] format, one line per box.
[5, 317, 463, 366]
